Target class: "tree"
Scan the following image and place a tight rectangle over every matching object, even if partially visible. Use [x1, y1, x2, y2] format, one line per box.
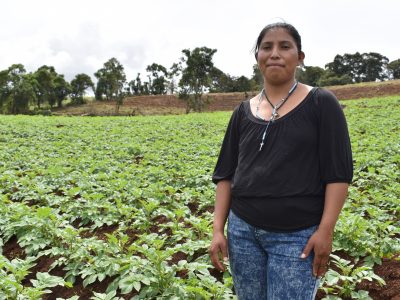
[11, 74, 37, 114]
[94, 57, 127, 113]
[146, 63, 168, 95]
[0, 64, 38, 114]
[362, 52, 389, 82]
[209, 67, 233, 92]
[94, 57, 127, 101]
[317, 70, 352, 86]
[234, 76, 253, 92]
[167, 63, 181, 94]
[296, 66, 325, 86]
[251, 64, 263, 90]
[70, 73, 94, 105]
[0, 69, 9, 110]
[325, 54, 355, 79]
[325, 52, 389, 83]
[210, 68, 253, 93]
[1, 64, 34, 113]
[54, 75, 71, 108]
[178, 47, 217, 112]
[34, 65, 58, 108]
[128, 73, 142, 96]
[388, 59, 400, 79]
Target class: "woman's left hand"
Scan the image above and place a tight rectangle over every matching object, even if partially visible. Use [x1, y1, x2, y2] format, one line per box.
[300, 228, 333, 278]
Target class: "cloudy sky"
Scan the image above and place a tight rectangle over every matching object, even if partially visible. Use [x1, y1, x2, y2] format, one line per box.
[1, 0, 398, 82]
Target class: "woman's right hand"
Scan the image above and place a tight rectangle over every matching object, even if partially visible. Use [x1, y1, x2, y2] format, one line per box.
[209, 231, 229, 272]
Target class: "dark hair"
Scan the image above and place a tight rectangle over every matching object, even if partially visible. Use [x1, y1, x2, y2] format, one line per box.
[254, 22, 302, 60]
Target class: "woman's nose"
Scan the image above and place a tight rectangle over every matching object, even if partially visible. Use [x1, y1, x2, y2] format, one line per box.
[270, 46, 280, 58]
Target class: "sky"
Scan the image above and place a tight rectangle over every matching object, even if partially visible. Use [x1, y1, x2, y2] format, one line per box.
[1, 0, 398, 82]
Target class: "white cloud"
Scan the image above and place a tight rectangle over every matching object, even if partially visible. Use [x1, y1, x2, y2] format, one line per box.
[1, 0, 399, 83]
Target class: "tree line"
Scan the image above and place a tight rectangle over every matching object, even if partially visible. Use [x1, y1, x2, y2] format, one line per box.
[1, 48, 399, 114]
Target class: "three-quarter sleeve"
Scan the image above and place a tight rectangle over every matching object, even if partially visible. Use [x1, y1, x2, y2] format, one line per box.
[317, 89, 353, 184]
[212, 104, 241, 184]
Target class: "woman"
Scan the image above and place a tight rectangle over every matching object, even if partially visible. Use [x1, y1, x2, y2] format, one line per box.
[209, 22, 353, 300]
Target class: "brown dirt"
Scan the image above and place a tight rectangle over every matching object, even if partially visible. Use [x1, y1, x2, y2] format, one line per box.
[187, 202, 199, 214]
[79, 224, 119, 241]
[53, 80, 400, 116]
[125, 228, 140, 243]
[121, 80, 400, 113]
[149, 215, 172, 235]
[168, 251, 188, 265]
[3, 236, 26, 260]
[315, 252, 400, 300]
[358, 255, 400, 300]
[327, 80, 400, 101]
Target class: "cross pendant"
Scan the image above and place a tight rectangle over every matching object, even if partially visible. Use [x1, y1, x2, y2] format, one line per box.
[272, 107, 279, 119]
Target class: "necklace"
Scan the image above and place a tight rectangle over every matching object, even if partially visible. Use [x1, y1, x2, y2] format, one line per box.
[256, 81, 298, 151]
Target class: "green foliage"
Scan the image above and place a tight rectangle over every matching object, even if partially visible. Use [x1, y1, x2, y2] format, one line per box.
[0, 64, 38, 114]
[94, 58, 126, 102]
[94, 58, 127, 113]
[0, 96, 399, 299]
[210, 68, 254, 93]
[321, 254, 385, 299]
[128, 73, 141, 96]
[178, 47, 217, 112]
[325, 52, 390, 83]
[54, 75, 71, 108]
[91, 290, 123, 300]
[12, 74, 37, 114]
[318, 70, 353, 86]
[70, 73, 94, 105]
[296, 65, 325, 86]
[145, 63, 168, 95]
[1, 50, 399, 115]
[34, 65, 59, 108]
[388, 59, 400, 79]
[251, 64, 263, 90]
[0, 255, 69, 299]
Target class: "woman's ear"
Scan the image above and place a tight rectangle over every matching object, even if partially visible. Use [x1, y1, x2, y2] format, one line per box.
[255, 51, 259, 61]
[298, 51, 305, 66]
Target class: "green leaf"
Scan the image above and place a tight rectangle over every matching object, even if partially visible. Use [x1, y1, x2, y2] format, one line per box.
[31, 272, 65, 288]
[133, 281, 141, 292]
[36, 207, 52, 218]
[83, 274, 97, 287]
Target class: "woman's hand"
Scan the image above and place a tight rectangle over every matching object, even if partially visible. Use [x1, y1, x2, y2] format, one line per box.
[301, 228, 333, 278]
[210, 180, 231, 272]
[209, 231, 229, 272]
[301, 183, 349, 277]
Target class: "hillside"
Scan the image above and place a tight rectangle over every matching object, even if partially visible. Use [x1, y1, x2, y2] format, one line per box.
[53, 79, 400, 116]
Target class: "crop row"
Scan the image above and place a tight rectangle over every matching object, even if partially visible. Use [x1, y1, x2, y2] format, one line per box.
[0, 96, 399, 299]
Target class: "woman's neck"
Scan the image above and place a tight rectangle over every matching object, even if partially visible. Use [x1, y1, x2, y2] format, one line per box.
[263, 79, 298, 105]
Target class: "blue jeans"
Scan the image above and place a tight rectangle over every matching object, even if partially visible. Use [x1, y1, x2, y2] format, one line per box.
[227, 210, 320, 300]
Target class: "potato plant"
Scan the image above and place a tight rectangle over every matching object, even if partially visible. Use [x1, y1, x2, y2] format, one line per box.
[0, 96, 399, 299]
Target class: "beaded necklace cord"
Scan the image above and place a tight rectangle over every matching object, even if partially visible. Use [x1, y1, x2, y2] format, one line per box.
[256, 81, 298, 151]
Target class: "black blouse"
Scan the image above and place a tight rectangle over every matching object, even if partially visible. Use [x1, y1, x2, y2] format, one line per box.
[212, 87, 353, 232]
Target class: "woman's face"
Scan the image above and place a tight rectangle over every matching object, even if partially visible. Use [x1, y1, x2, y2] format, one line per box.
[257, 28, 304, 85]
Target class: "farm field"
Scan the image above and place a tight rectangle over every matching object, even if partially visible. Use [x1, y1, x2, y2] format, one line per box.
[51, 79, 400, 116]
[0, 95, 399, 299]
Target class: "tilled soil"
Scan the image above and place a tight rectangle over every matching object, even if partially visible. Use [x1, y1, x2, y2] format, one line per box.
[122, 80, 400, 113]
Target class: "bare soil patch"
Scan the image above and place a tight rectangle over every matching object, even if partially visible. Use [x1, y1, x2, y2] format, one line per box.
[327, 79, 400, 101]
[315, 253, 400, 300]
[52, 80, 400, 116]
